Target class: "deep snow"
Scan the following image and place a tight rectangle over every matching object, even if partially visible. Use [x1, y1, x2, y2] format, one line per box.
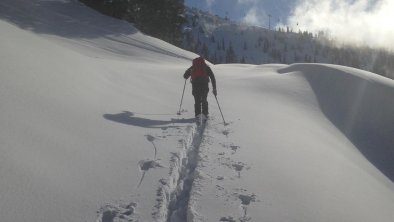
[0, 0, 393, 222]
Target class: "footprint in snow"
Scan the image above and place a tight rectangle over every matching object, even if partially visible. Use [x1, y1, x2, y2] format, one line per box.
[220, 142, 240, 154]
[230, 145, 240, 153]
[145, 134, 158, 159]
[232, 162, 247, 178]
[222, 129, 230, 136]
[97, 202, 138, 222]
[146, 134, 155, 142]
[219, 216, 236, 222]
[139, 159, 162, 171]
[219, 194, 257, 222]
[218, 158, 250, 178]
[100, 208, 116, 222]
[122, 202, 137, 216]
[237, 194, 256, 222]
[238, 194, 256, 205]
[137, 159, 163, 187]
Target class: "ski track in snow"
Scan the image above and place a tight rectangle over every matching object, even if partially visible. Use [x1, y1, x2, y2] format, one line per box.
[152, 117, 256, 222]
[95, 116, 252, 222]
[95, 117, 209, 222]
[160, 121, 207, 222]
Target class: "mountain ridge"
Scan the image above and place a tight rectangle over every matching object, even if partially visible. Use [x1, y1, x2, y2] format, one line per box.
[183, 6, 394, 80]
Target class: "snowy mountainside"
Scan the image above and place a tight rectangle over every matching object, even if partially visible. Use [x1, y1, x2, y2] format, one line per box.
[1, 0, 394, 222]
[183, 7, 394, 79]
[183, 7, 301, 64]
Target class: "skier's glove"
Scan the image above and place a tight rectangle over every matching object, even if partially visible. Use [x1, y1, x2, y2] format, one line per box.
[213, 88, 217, 96]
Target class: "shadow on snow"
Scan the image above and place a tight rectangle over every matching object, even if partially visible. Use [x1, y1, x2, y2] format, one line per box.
[0, 0, 138, 39]
[103, 111, 194, 128]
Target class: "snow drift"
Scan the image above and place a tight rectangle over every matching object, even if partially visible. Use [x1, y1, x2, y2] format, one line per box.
[189, 64, 394, 222]
[279, 64, 394, 181]
[0, 0, 393, 222]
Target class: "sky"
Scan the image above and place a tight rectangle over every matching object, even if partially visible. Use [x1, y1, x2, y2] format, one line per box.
[185, 0, 394, 50]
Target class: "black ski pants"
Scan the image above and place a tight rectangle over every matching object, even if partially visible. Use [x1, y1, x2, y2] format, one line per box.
[192, 78, 209, 117]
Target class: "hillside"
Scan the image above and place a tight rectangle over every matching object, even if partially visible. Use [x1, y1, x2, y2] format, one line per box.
[1, 0, 394, 222]
[183, 7, 394, 80]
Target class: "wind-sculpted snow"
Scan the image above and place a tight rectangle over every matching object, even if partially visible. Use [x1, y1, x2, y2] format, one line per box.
[279, 64, 394, 181]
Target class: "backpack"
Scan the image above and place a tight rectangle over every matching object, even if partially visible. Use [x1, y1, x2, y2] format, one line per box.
[191, 57, 208, 80]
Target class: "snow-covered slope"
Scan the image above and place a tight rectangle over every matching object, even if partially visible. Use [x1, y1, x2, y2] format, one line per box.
[189, 64, 394, 221]
[0, 0, 196, 221]
[1, 0, 393, 222]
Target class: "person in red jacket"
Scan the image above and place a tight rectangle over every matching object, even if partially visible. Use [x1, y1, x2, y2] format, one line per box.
[183, 57, 217, 118]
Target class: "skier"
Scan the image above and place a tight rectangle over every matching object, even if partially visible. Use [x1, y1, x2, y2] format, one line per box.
[183, 56, 217, 120]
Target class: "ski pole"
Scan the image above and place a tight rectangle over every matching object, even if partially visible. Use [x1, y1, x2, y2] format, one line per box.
[177, 79, 187, 115]
[215, 95, 227, 126]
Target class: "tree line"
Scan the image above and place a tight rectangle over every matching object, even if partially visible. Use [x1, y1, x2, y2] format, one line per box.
[184, 11, 394, 79]
[79, 0, 185, 46]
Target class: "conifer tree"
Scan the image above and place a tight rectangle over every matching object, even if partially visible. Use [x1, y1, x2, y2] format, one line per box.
[79, 0, 185, 46]
[226, 42, 236, 63]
